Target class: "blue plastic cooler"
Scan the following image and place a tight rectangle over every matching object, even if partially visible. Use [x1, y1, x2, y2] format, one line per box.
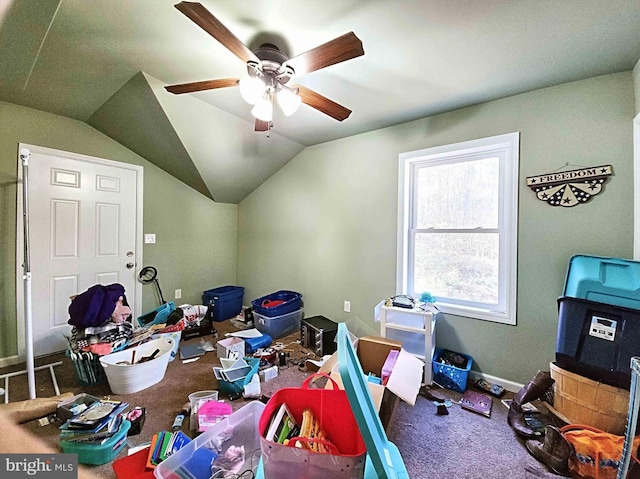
[254, 322, 408, 479]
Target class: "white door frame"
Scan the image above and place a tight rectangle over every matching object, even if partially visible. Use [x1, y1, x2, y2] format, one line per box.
[635, 112, 640, 260]
[13, 144, 143, 364]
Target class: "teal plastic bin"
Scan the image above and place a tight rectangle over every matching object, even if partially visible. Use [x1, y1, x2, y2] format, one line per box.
[136, 301, 175, 327]
[563, 255, 640, 309]
[217, 357, 260, 397]
[60, 420, 130, 465]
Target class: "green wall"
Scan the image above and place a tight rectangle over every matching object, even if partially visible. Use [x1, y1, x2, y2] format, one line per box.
[634, 58, 640, 114]
[0, 101, 238, 358]
[237, 72, 635, 385]
[1, 72, 635, 381]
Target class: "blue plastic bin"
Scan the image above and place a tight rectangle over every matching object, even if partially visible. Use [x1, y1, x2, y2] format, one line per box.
[432, 348, 473, 393]
[251, 290, 302, 317]
[202, 286, 244, 322]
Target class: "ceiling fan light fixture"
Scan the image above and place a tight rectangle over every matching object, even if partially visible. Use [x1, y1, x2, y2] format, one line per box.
[166, 2, 365, 132]
[239, 75, 264, 105]
[251, 95, 273, 122]
[276, 87, 301, 116]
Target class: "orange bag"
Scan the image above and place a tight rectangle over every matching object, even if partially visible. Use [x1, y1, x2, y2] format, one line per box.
[560, 424, 640, 479]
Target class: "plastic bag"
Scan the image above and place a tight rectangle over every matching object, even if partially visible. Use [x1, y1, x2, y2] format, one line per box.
[561, 424, 640, 479]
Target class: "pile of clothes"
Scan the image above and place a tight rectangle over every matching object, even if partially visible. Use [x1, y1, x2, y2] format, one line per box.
[67, 283, 216, 355]
[67, 283, 134, 355]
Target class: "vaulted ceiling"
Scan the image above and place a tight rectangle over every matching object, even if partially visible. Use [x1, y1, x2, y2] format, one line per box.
[2, 0, 640, 203]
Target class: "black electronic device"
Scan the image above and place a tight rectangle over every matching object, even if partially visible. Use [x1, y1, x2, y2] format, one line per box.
[300, 315, 338, 357]
[181, 306, 217, 341]
[391, 295, 415, 309]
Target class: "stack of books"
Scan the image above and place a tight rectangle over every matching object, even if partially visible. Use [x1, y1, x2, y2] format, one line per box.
[146, 430, 191, 469]
[59, 399, 129, 443]
[265, 403, 299, 445]
[265, 403, 337, 454]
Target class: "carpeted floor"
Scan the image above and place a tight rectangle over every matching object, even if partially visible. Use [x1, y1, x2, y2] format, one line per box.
[388, 388, 560, 478]
[1, 319, 564, 478]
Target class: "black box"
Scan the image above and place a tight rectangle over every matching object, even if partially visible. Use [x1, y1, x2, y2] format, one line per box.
[181, 309, 216, 341]
[556, 296, 640, 389]
[182, 321, 215, 340]
[301, 315, 338, 357]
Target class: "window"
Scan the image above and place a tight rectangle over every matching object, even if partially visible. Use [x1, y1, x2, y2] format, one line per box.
[397, 132, 519, 324]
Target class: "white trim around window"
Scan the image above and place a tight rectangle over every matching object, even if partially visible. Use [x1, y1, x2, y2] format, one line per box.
[397, 132, 520, 325]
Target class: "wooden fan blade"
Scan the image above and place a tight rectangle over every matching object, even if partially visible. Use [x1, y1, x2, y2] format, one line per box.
[284, 32, 364, 76]
[294, 85, 352, 121]
[255, 118, 269, 131]
[175, 1, 259, 64]
[165, 78, 239, 94]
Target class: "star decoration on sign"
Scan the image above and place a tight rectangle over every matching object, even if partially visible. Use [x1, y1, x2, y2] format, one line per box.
[526, 165, 612, 207]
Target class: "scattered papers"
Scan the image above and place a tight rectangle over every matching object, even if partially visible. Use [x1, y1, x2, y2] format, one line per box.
[182, 357, 200, 364]
[225, 328, 262, 338]
[501, 398, 540, 413]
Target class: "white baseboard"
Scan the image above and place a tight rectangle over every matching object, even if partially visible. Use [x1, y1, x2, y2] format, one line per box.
[468, 370, 524, 393]
[0, 355, 22, 369]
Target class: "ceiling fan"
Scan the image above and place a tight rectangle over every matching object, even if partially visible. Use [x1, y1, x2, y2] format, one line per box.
[165, 1, 365, 132]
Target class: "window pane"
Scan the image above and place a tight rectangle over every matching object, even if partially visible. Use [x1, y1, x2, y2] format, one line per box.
[413, 232, 499, 304]
[416, 157, 499, 229]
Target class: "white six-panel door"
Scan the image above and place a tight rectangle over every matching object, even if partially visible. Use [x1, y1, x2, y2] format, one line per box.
[16, 145, 143, 357]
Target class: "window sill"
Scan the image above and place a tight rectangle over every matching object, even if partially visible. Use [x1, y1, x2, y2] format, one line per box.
[435, 302, 516, 325]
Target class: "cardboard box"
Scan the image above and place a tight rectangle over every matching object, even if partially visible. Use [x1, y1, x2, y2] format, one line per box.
[318, 335, 424, 429]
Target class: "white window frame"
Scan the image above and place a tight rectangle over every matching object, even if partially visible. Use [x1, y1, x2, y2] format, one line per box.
[397, 132, 519, 325]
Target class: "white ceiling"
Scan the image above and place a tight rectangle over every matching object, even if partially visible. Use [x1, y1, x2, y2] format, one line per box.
[2, 0, 640, 202]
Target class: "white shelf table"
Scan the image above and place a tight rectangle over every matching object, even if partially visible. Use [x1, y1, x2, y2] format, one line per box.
[379, 304, 436, 385]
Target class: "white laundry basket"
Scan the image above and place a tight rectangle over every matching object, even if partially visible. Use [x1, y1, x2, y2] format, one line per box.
[100, 337, 174, 394]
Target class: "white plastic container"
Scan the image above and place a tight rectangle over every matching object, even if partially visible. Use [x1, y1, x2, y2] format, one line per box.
[254, 308, 303, 339]
[188, 390, 219, 430]
[151, 331, 181, 362]
[154, 401, 265, 479]
[100, 337, 174, 394]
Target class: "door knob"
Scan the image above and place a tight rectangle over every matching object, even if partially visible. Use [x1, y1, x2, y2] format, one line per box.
[126, 262, 135, 269]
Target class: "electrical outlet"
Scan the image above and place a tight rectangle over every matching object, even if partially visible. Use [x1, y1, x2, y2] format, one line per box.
[344, 300, 351, 313]
[175, 289, 182, 299]
[144, 233, 156, 244]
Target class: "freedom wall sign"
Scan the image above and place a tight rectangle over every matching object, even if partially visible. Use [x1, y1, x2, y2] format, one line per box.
[526, 165, 612, 207]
